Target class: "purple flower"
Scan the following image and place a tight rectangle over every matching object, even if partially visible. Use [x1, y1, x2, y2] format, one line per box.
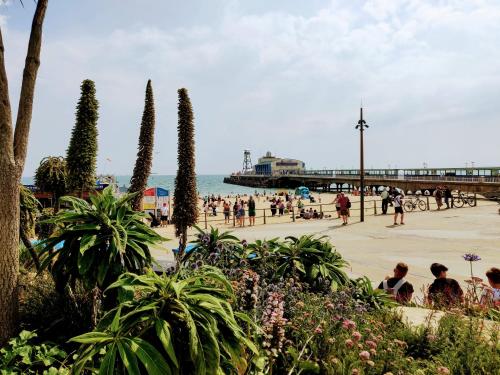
[463, 253, 481, 262]
[241, 239, 248, 247]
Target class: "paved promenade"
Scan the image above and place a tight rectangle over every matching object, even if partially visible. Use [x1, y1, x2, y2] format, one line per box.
[151, 203, 500, 301]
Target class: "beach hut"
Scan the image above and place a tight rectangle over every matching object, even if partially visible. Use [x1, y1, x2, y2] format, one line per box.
[142, 187, 170, 217]
[294, 186, 310, 199]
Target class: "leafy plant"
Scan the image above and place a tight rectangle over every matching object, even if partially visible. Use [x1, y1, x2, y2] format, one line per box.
[39, 187, 164, 293]
[20, 185, 41, 269]
[66, 79, 99, 196]
[274, 235, 349, 290]
[34, 156, 67, 211]
[71, 267, 258, 375]
[128, 79, 156, 211]
[184, 226, 243, 266]
[172, 88, 198, 261]
[0, 330, 68, 374]
[350, 276, 398, 309]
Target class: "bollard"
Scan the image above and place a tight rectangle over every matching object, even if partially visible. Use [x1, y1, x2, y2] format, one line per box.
[204, 212, 208, 229]
[426, 196, 430, 210]
[474, 193, 477, 207]
[233, 211, 236, 227]
[292, 207, 295, 222]
[263, 209, 266, 224]
[320, 204, 323, 214]
[373, 200, 377, 215]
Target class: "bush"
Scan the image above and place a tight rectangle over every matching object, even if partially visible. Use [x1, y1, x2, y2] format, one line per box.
[0, 330, 68, 374]
[71, 267, 258, 374]
[18, 271, 94, 347]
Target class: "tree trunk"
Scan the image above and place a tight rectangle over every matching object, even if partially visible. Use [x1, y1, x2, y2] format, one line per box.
[0, 0, 48, 345]
[0, 174, 21, 344]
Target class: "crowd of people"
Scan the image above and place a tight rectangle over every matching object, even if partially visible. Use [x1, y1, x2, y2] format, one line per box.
[378, 262, 500, 310]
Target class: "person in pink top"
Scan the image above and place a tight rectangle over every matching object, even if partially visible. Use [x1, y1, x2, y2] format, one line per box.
[338, 193, 350, 225]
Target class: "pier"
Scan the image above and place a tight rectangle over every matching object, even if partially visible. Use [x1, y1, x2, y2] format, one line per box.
[224, 167, 500, 197]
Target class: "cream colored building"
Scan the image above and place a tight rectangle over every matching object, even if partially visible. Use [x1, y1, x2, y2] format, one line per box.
[254, 151, 305, 175]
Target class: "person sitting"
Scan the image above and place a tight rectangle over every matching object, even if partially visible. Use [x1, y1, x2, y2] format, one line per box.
[313, 210, 319, 219]
[377, 262, 414, 304]
[427, 263, 464, 308]
[480, 267, 500, 308]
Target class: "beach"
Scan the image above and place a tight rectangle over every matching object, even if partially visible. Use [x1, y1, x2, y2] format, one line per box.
[152, 193, 500, 301]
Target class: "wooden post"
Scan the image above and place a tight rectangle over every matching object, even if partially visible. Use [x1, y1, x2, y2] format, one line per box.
[426, 196, 430, 210]
[292, 207, 295, 222]
[373, 200, 377, 215]
[474, 193, 477, 207]
[233, 211, 236, 227]
[263, 209, 267, 224]
[320, 204, 323, 214]
[204, 212, 208, 230]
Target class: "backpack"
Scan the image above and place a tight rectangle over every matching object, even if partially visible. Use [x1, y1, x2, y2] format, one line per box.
[382, 278, 407, 299]
[346, 199, 351, 209]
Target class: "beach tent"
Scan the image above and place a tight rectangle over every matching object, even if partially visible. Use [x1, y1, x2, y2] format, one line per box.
[294, 186, 310, 199]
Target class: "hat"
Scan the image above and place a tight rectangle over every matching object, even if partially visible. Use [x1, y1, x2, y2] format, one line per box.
[430, 263, 448, 277]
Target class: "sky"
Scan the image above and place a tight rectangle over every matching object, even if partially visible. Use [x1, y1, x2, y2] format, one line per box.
[1, 0, 499, 176]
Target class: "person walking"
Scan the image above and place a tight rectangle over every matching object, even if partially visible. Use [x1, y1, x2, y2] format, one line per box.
[333, 193, 341, 218]
[248, 196, 256, 226]
[393, 193, 405, 225]
[338, 193, 349, 225]
[223, 201, 230, 224]
[444, 186, 452, 209]
[434, 187, 443, 210]
[380, 188, 390, 215]
[160, 203, 169, 227]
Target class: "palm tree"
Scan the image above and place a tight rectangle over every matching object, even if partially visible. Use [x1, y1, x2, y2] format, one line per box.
[171, 88, 198, 264]
[129, 80, 156, 211]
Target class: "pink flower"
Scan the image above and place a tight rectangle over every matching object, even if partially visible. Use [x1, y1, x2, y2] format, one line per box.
[345, 339, 354, 348]
[359, 351, 370, 361]
[365, 340, 377, 349]
[314, 327, 323, 334]
[342, 319, 356, 330]
[352, 331, 362, 341]
[437, 367, 450, 375]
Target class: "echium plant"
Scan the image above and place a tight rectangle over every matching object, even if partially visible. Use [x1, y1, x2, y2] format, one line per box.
[39, 187, 163, 294]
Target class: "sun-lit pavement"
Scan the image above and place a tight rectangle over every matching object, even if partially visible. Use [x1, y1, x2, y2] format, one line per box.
[152, 203, 500, 301]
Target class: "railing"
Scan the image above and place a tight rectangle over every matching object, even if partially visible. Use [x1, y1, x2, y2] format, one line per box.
[233, 172, 500, 183]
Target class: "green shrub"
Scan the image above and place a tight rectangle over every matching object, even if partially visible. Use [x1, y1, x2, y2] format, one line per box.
[350, 276, 398, 310]
[71, 267, 258, 375]
[274, 235, 349, 291]
[0, 330, 68, 374]
[39, 187, 164, 293]
[18, 271, 94, 347]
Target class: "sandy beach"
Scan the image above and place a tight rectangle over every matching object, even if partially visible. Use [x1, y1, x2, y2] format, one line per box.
[151, 193, 500, 301]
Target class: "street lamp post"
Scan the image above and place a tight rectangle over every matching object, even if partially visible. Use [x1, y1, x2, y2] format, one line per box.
[356, 107, 369, 222]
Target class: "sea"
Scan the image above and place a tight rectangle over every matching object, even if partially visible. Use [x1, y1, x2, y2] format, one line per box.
[22, 175, 280, 197]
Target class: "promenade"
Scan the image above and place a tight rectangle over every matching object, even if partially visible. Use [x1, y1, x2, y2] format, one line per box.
[151, 201, 500, 301]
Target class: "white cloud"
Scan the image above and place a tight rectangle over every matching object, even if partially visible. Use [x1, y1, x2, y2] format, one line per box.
[2, 0, 500, 175]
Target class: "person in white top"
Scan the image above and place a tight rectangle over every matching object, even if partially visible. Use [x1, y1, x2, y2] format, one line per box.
[480, 267, 500, 308]
[160, 203, 169, 227]
[380, 188, 390, 215]
[393, 193, 405, 225]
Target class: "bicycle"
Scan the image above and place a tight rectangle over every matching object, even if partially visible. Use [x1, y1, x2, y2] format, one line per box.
[452, 192, 475, 208]
[403, 196, 427, 212]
